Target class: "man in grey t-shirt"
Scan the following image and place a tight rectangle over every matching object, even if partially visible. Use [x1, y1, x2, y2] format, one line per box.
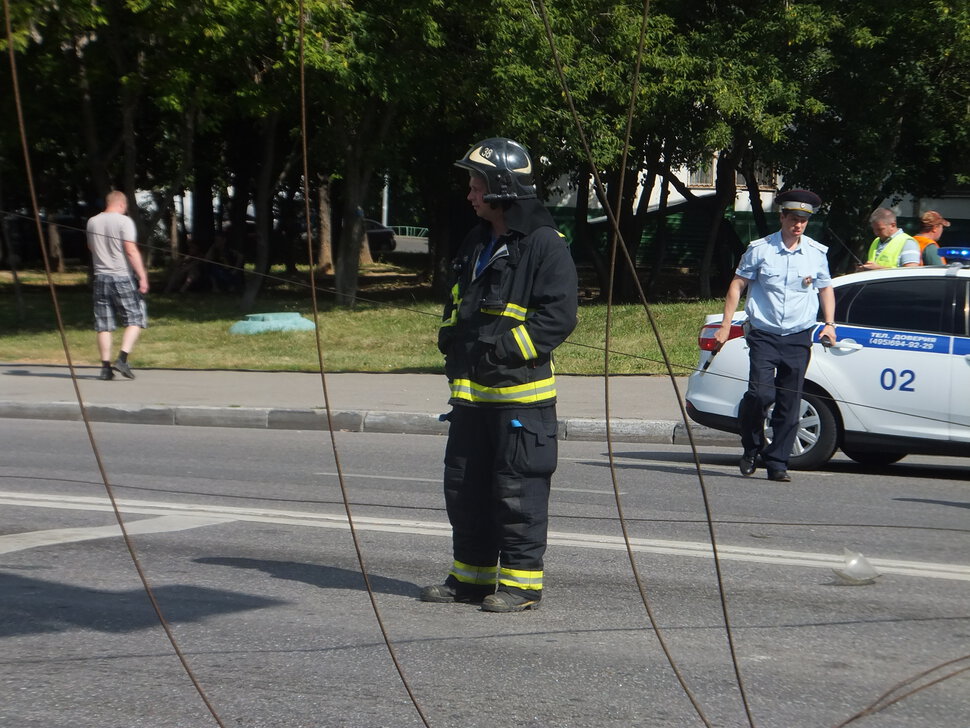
[86, 190, 149, 380]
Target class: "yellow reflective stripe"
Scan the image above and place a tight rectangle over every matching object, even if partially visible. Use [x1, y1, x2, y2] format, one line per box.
[511, 325, 537, 360]
[505, 302, 528, 320]
[479, 302, 528, 322]
[443, 284, 461, 326]
[449, 560, 498, 586]
[449, 376, 557, 404]
[499, 567, 543, 590]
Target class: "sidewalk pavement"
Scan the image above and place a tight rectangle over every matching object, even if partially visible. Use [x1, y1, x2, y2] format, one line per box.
[0, 363, 737, 446]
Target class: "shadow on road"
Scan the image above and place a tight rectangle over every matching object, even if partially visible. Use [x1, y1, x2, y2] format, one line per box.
[195, 556, 417, 597]
[0, 572, 282, 638]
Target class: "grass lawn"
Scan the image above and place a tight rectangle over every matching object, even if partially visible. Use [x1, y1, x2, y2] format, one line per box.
[0, 267, 717, 376]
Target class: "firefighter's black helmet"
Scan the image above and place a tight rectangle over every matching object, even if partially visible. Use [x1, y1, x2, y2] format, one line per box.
[454, 137, 537, 202]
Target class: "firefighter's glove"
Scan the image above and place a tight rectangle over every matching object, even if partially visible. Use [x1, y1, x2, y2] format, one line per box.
[472, 336, 502, 367]
[437, 327, 455, 356]
[492, 334, 514, 363]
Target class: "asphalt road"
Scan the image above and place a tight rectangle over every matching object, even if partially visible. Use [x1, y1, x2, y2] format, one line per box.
[2, 420, 968, 728]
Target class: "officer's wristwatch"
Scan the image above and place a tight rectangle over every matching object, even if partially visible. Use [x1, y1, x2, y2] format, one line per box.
[823, 322, 835, 326]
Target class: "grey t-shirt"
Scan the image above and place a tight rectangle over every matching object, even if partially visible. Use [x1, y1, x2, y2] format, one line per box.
[87, 211, 137, 276]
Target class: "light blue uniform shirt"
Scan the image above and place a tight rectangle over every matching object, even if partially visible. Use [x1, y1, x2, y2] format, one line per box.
[736, 231, 832, 336]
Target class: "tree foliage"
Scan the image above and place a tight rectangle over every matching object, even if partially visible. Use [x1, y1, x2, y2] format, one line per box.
[2, 0, 968, 305]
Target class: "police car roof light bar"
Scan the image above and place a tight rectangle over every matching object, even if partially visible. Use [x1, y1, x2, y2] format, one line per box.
[939, 246, 970, 264]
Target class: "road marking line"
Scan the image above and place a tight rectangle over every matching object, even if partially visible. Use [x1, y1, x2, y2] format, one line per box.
[313, 471, 439, 484]
[0, 514, 234, 554]
[560, 455, 835, 477]
[2, 491, 967, 581]
[311, 470, 616, 495]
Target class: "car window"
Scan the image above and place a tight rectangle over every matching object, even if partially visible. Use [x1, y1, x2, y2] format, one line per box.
[832, 283, 862, 322]
[842, 278, 950, 334]
[957, 279, 969, 336]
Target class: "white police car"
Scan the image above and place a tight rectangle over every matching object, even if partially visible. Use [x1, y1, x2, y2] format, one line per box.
[685, 249, 970, 469]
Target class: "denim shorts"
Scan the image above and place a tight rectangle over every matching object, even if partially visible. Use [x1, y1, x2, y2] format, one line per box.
[93, 275, 147, 331]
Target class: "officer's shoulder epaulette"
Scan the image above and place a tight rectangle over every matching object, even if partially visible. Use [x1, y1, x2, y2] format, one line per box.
[748, 236, 770, 248]
[804, 237, 829, 254]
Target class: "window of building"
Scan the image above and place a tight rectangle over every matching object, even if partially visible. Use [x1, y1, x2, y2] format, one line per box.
[736, 163, 777, 190]
[687, 157, 777, 190]
[688, 164, 714, 188]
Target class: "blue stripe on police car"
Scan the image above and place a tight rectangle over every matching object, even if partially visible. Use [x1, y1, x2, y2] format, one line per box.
[833, 326, 951, 354]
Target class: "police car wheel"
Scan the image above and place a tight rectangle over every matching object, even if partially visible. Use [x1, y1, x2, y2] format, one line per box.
[765, 392, 839, 471]
[841, 449, 906, 467]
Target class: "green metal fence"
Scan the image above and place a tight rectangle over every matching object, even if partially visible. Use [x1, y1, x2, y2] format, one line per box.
[392, 225, 428, 238]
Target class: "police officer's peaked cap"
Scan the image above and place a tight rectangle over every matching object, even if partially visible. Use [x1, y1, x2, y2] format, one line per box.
[775, 189, 821, 217]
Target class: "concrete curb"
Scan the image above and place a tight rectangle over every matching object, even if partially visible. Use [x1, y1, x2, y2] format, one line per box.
[0, 400, 738, 445]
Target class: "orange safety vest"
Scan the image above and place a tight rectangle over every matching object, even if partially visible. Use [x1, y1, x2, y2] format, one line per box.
[912, 235, 946, 265]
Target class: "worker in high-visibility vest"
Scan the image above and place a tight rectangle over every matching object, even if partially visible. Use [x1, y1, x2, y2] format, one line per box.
[912, 210, 950, 265]
[858, 207, 920, 271]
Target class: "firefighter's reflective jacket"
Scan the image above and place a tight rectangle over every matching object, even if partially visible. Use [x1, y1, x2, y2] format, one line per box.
[439, 198, 578, 407]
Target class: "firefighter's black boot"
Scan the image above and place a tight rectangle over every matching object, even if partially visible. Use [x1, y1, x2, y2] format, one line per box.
[481, 590, 540, 613]
[419, 583, 493, 604]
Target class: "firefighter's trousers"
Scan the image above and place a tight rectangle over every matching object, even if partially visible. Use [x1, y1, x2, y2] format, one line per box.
[442, 404, 558, 599]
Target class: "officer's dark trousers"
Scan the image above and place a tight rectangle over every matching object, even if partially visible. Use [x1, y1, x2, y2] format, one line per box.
[443, 404, 558, 599]
[738, 327, 812, 472]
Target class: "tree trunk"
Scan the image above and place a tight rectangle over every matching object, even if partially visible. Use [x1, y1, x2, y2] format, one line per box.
[698, 146, 742, 299]
[332, 98, 397, 307]
[169, 207, 180, 261]
[570, 172, 607, 298]
[740, 156, 769, 238]
[72, 44, 111, 199]
[621, 143, 661, 300]
[358, 224, 375, 266]
[334, 202, 362, 307]
[645, 174, 671, 296]
[425, 179, 472, 301]
[47, 222, 65, 273]
[316, 176, 333, 273]
[607, 167, 648, 302]
[225, 121, 257, 263]
[241, 113, 280, 312]
[192, 158, 216, 249]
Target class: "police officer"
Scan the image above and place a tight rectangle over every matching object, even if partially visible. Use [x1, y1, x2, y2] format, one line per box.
[714, 189, 836, 482]
[420, 138, 578, 612]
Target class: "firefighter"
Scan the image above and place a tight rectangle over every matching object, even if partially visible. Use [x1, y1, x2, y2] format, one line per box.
[420, 138, 578, 612]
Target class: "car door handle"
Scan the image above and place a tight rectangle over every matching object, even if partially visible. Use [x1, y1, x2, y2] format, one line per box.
[830, 338, 863, 352]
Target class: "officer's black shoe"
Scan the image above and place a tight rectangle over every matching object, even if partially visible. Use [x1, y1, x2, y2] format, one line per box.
[419, 583, 492, 604]
[98, 366, 114, 381]
[481, 590, 540, 613]
[739, 452, 758, 477]
[767, 470, 791, 482]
